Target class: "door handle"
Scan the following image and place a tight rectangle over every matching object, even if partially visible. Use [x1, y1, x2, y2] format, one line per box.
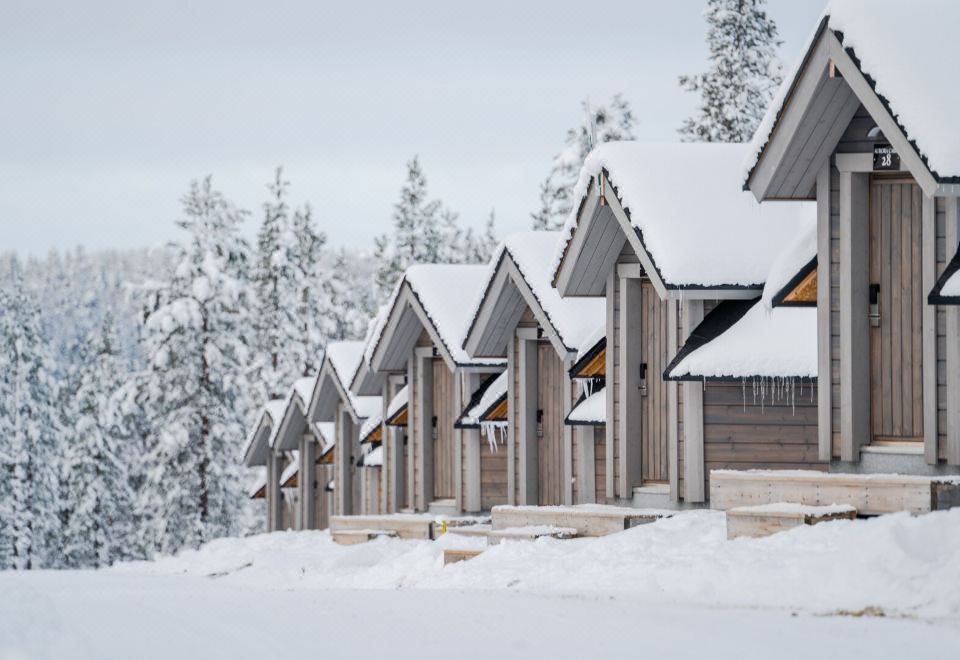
[869, 284, 880, 327]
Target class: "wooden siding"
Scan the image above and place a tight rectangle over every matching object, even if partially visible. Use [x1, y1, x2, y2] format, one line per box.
[480, 435, 507, 510]
[361, 466, 382, 515]
[830, 166, 842, 456]
[936, 197, 948, 460]
[537, 342, 565, 505]
[432, 358, 456, 499]
[594, 425, 606, 503]
[868, 178, 924, 441]
[703, 382, 824, 493]
[314, 463, 334, 530]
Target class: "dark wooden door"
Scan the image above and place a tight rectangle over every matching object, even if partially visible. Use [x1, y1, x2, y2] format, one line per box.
[537, 343, 565, 505]
[869, 177, 924, 442]
[641, 280, 670, 482]
[432, 359, 456, 499]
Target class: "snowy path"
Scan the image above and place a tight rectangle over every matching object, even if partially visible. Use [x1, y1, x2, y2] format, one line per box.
[1, 572, 957, 660]
[3, 509, 959, 659]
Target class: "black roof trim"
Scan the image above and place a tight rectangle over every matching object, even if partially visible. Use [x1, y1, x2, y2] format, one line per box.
[928, 243, 960, 305]
[662, 298, 757, 382]
[771, 256, 817, 308]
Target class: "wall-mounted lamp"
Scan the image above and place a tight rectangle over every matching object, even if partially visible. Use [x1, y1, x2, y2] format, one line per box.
[536, 409, 544, 438]
[639, 362, 648, 396]
[431, 415, 438, 440]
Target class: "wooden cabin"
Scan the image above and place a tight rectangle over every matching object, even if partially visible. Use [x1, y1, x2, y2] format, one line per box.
[744, 5, 960, 475]
[663, 221, 823, 494]
[272, 376, 321, 530]
[312, 421, 336, 530]
[241, 399, 287, 532]
[357, 410, 384, 514]
[463, 231, 605, 506]
[564, 327, 607, 503]
[306, 341, 382, 516]
[553, 141, 813, 506]
[363, 264, 504, 514]
[454, 370, 508, 510]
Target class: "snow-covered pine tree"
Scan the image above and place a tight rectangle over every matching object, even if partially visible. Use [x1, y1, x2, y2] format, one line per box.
[251, 167, 301, 399]
[531, 95, 636, 230]
[135, 177, 254, 556]
[460, 210, 499, 264]
[289, 203, 327, 376]
[678, 0, 783, 143]
[0, 261, 63, 569]
[61, 315, 136, 568]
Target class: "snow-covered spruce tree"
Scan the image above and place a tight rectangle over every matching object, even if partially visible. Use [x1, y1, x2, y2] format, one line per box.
[61, 316, 136, 568]
[289, 203, 327, 376]
[0, 262, 63, 569]
[135, 177, 254, 556]
[460, 210, 499, 264]
[678, 0, 782, 143]
[532, 95, 636, 230]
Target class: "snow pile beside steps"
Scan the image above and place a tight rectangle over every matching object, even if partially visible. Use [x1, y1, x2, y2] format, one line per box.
[117, 508, 960, 619]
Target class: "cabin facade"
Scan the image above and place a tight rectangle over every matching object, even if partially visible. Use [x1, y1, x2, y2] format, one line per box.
[363, 264, 504, 514]
[464, 232, 605, 506]
[307, 341, 382, 516]
[454, 370, 509, 510]
[241, 399, 291, 532]
[745, 7, 960, 475]
[554, 142, 816, 506]
[564, 329, 607, 503]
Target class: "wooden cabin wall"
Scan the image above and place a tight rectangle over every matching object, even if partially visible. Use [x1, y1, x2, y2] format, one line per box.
[594, 426, 606, 502]
[537, 342, 565, 506]
[360, 466, 382, 515]
[432, 358, 456, 500]
[571, 427, 579, 503]
[702, 382, 823, 494]
[640, 280, 670, 484]
[935, 197, 949, 459]
[609, 264, 623, 497]
[480, 431, 507, 510]
[314, 463, 333, 530]
[829, 165, 842, 457]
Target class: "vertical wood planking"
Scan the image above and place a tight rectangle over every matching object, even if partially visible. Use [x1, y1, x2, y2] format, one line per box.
[945, 198, 960, 464]
[817, 163, 833, 461]
[605, 271, 616, 499]
[562, 357, 574, 505]
[619, 275, 642, 495]
[668, 299, 680, 499]
[506, 335, 517, 505]
[922, 194, 939, 463]
[519, 337, 539, 505]
[681, 300, 705, 502]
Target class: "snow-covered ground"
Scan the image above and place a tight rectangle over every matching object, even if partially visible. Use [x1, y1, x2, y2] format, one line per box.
[3, 509, 959, 659]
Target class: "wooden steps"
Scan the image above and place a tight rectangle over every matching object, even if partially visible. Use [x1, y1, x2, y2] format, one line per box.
[726, 503, 857, 540]
[710, 470, 960, 515]
[442, 548, 483, 565]
[330, 514, 436, 540]
[331, 529, 398, 545]
[491, 505, 671, 537]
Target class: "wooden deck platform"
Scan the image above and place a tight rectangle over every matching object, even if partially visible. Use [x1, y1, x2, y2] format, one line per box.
[490, 505, 671, 537]
[331, 529, 398, 545]
[442, 548, 484, 565]
[710, 470, 960, 515]
[330, 514, 491, 543]
[726, 503, 857, 539]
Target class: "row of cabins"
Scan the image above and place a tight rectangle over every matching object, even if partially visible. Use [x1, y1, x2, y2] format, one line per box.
[243, 3, 960, 535]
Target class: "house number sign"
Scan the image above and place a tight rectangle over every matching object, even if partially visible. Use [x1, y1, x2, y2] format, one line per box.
[873, 144, 900, 171]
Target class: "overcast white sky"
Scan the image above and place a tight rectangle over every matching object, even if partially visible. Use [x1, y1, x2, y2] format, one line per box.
[1, 0, 826, 256]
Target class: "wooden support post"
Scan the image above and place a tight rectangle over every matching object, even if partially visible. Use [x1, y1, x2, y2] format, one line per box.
[923, 195, 939, 465]
[267, 450, 282, 531]
[453, 370, 464, 512]
[562, 357, 574, 505]
[839, 171, 870, 461]
[667, 300, 679, 502]
[946, 198, 960, 465]
[682, 300, 705, 503]
[463, 372, 482, 512]
[406, 358, 417, 509]
[605, 271, 616, 500]
[299, 434, 316, 529]
[507, 336, 517, 505]
[817, 163, 833, 462]
[518, 334, 539, 505]
[619, 275, 642, 496]
[337, 406, 354, 516]
[416, 349, 434, 511]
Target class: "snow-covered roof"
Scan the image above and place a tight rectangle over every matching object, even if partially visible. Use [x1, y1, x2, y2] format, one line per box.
[292, 376, 316, 406]
[469, 232, 605, 352]
[241, 398, 287, 465]
[746, 0, 960, 185]
[280, 453, 299, 488]
[367, 263, 506, 368]
[666, 302, 817, 380]
[311, 421, 335, 452]
[575, 323, 605, 364]
[386, 385, 408, 422]
[362, 445, 383, 467]
[248, 469, 267, 499]
[553, 142, 813, 288]
[458, 371, 508, 427]
[761, 215, 817, 310]
[359, 411, 383, 443]
[566, 387, 606, 426]
[321, 340, 381, 420]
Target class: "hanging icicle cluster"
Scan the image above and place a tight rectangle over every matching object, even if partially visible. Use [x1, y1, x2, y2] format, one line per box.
[735, 375, 815, 415]
[479, 421, 508, 452]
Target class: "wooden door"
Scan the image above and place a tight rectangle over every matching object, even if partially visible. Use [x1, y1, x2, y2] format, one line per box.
[432, 359, 456, 499]
[537, 343, 565, 505]
[868, 177, 923, 442]
[640, 280, 670, 482]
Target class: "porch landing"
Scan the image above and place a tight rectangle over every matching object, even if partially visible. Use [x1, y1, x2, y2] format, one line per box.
[330, 513, 489, 543]
[490, 504, 672, 537]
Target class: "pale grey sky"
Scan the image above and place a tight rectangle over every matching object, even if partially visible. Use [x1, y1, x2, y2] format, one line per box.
[1, 0, 826, 255]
